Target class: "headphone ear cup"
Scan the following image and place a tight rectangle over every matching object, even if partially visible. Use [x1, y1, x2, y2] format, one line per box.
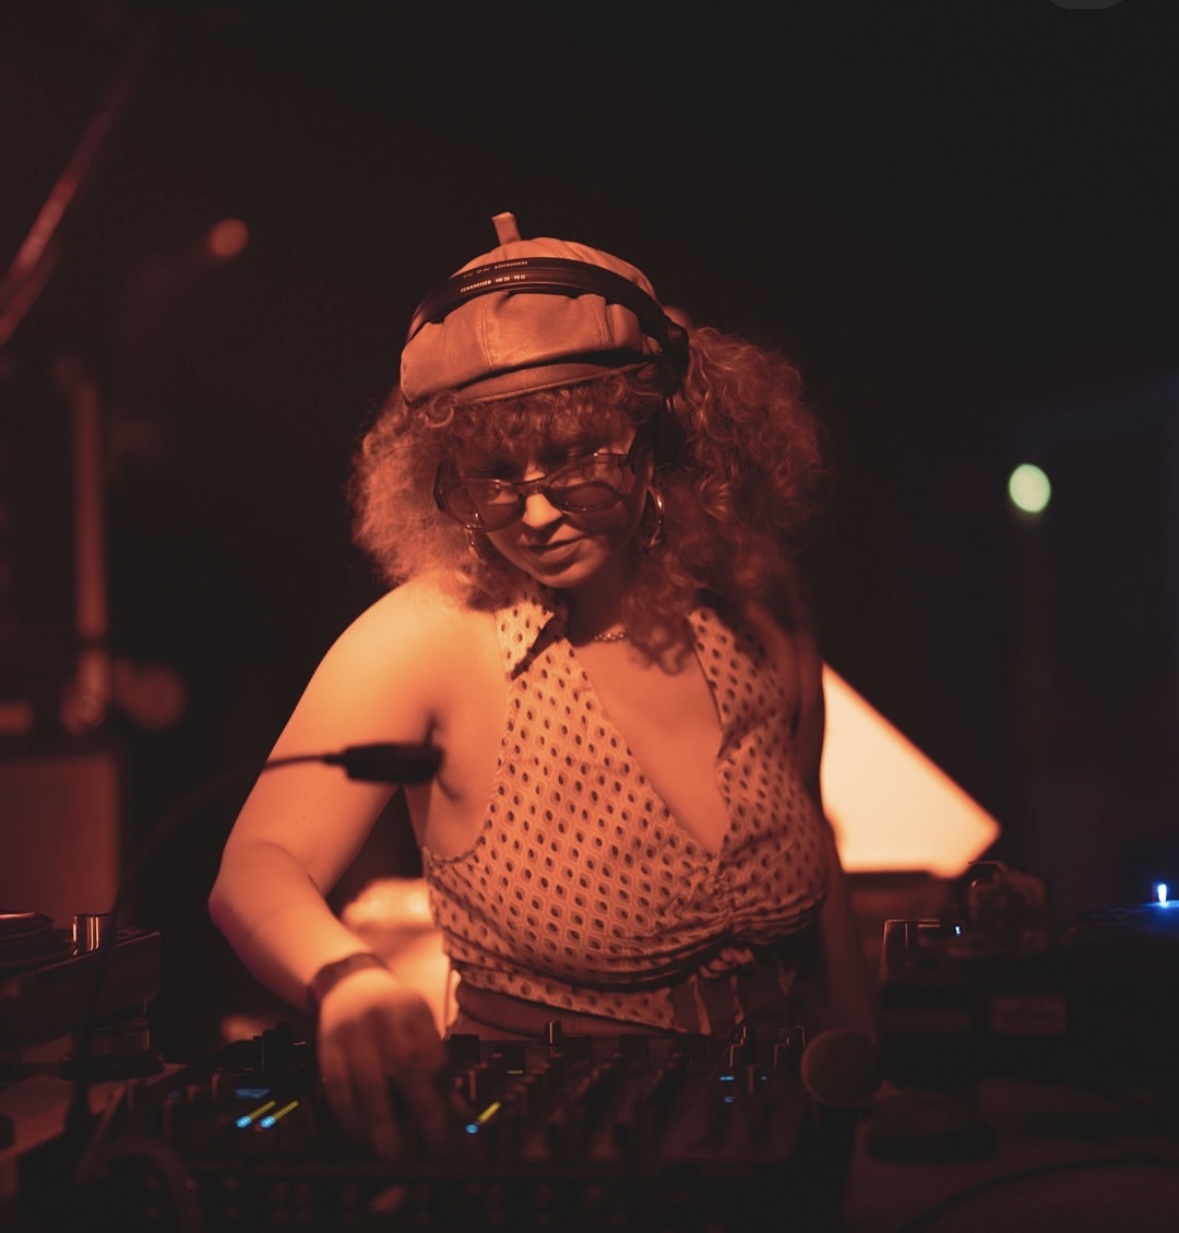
[663, 317, 690, 381]
[659, 305, 693, 423]
[654, 394, 690, 462]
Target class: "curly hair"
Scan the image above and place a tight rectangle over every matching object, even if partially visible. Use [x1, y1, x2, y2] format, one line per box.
[350, 325, 831, 663]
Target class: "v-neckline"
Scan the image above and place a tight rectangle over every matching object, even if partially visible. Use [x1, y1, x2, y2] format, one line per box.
[564, 606, 734, 861]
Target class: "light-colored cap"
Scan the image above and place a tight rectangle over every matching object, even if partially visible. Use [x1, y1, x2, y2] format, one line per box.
[400, 213, 683, 403]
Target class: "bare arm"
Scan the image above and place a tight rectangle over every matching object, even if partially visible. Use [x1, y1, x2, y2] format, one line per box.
[207, 580, 463, 1156]
[208, 582, 449, 1001]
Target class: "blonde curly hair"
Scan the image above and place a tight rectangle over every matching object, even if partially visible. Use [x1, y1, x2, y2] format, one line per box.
[350, 325, 830, 663]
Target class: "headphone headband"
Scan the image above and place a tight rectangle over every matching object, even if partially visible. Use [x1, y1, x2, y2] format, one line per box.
[406, 256, 688, 373]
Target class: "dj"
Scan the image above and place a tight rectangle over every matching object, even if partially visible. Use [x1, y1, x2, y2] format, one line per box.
[209, 213, 876, 1159]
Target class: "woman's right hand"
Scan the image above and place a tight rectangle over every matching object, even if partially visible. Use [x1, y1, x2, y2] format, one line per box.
[315, 967, 451, 1160]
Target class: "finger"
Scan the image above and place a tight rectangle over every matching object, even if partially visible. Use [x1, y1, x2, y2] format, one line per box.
[322, 1029, 401, 1160]
[378, 1013, 448, 1149]
[318, 1036, 366, 1144]
[377, 999, 447, 1084]
[391, 1065, 449, 1150]
[391, 999, 448, 1069]
[348, 1036, 403, 1161]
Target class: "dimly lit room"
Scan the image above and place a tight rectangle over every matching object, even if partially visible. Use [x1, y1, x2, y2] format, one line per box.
[2, 1, 1177, 1229]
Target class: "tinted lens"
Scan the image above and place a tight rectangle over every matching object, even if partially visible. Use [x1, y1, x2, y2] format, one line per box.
[441, 479, 521, 529]
[465, 479, 523, 527]
[546, 455, 627, 510]
[438, 451, 633, 530]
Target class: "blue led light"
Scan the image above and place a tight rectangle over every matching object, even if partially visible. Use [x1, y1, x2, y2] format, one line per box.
[464, 1123, 479, 1135]
[235, 1098, 277, 1130]
[1157, 883, 1169, 906]
[718, 1073, 735, 1082]
[254, 1099, 299, 1130]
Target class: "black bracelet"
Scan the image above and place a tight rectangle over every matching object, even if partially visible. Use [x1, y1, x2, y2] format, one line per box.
[307, 952, 389, 1012]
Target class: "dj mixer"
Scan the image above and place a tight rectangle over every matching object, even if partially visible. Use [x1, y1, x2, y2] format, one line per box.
[12, 1020, 848, 1233]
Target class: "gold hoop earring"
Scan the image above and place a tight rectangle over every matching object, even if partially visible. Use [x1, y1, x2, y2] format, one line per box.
[465, 528, 493, 562]
[638, 487, 665, 551]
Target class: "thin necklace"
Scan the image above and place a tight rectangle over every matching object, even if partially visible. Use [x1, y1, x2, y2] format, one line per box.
[590, 628, 629, 644]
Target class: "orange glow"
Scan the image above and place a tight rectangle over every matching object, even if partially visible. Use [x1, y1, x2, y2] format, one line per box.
[206, 218, 249, 259]
[820, 665, 1001, 876]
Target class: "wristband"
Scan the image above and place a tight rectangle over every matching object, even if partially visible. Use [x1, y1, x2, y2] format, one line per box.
[307, 952, 388, 1012]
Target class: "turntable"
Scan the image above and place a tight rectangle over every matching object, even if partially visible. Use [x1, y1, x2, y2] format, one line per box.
[0, 909, 160, 1061]
[0, 906, 164, 1173]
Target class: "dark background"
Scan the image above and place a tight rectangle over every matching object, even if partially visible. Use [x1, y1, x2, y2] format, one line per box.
[2, 0, 1177, 1058]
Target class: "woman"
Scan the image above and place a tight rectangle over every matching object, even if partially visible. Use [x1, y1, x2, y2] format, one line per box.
[208, 213, 875, 1160]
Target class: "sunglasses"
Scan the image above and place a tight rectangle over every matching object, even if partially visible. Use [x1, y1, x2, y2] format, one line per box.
[434, 438, 644, 532]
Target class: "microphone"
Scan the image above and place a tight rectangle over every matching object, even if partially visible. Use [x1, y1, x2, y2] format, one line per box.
[798, 1028, 881, 1225]
[799, 1028, 882, 1117]
[63, 742, 441, 1166]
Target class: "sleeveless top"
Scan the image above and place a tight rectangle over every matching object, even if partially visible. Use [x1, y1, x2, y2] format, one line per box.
[420, 583, 830, 1036]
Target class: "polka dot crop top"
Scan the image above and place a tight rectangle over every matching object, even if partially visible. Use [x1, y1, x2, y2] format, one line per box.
[421, 584, 829, 1033]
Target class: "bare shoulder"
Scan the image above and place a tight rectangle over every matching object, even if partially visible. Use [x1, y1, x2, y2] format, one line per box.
[274, 573, 497, 751]
[349, 571, 473, 629]
[332, 574, 491, 666]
